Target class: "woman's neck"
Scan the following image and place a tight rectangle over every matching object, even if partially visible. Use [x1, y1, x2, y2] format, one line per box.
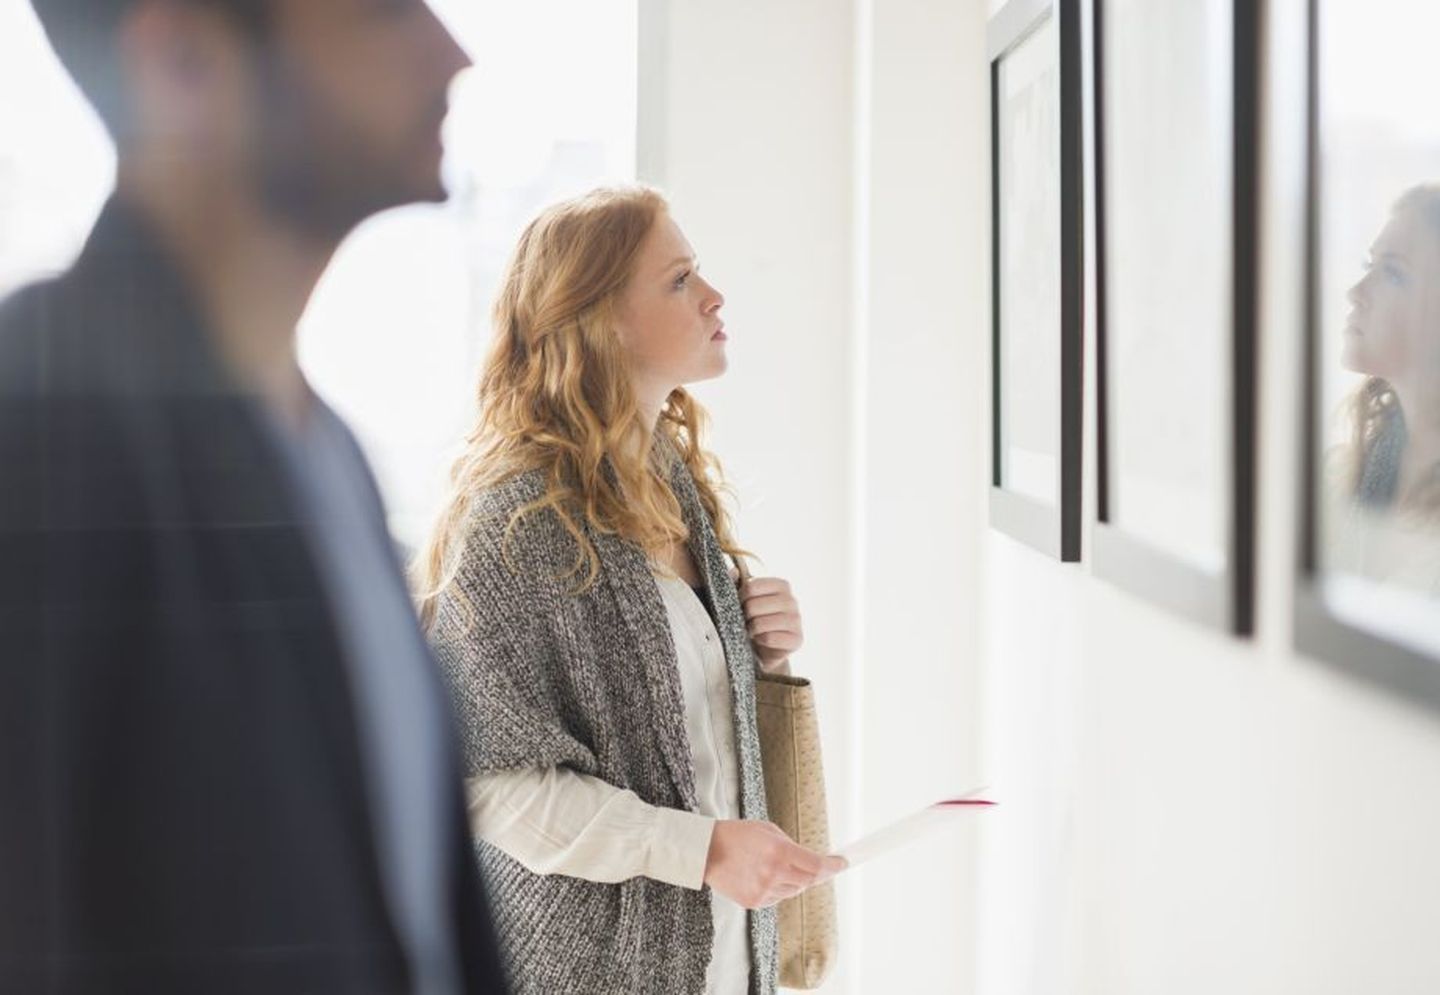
[633, 375, 680, 434]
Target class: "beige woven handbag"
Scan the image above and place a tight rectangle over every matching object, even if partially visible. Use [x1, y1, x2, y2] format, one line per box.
[738, 560, 838, 990]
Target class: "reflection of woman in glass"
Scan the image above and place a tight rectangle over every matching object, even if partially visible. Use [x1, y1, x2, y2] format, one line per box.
[1332, 184, 1440, 591]
[1341, 184, 1440, 514]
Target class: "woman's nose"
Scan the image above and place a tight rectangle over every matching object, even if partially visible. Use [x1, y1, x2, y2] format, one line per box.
[702, 279, 724, 312]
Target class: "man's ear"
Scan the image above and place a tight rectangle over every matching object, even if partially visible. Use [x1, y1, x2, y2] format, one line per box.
[117, 0, 252, 139]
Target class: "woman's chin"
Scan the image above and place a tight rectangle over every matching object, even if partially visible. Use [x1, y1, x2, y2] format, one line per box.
[696, 352, 729, 381]
[1339, 338, 1368, 375]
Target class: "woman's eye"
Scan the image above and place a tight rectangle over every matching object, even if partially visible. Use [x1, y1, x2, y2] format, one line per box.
[673, 270, 690, 289]
[1383, 264, 1409, 287]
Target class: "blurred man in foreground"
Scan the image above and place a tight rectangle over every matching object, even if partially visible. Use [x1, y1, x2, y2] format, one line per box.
[0, 1, 507, 991]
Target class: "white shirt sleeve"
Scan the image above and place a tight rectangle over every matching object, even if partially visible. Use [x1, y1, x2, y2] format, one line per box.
[467, 766, 716, 890]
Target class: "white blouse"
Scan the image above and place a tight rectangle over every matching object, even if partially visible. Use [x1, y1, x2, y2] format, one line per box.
[467, 570, 752, 994]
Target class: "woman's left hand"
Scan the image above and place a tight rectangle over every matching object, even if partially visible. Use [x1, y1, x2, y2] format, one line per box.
[739, 575, 804, 673]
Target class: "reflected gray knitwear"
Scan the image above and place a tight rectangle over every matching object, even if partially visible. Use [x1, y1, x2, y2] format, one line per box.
[431, 460, 778, 995]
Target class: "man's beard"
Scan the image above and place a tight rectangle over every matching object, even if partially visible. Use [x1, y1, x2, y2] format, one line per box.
[252, 57, 446, 242]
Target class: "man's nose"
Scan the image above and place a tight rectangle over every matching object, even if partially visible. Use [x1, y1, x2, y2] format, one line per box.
[422, 4, 475, 79]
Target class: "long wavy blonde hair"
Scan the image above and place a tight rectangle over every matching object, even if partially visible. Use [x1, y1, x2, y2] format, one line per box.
[414, 186, 746, 629]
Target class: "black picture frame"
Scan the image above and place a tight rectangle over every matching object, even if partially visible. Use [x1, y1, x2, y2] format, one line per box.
[1294, 0, 1440, 707]
[1091, 0, 1259, 635]
[987, 0, 1083, 562]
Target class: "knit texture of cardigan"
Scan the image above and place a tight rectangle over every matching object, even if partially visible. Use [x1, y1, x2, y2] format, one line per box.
[431, 458, 778, 995]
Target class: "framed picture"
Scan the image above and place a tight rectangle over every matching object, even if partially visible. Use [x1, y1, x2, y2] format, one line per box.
[988, 0, 1082, 562]
[1296, 0, 1440, 706]
[1092, 0, 1258, 633]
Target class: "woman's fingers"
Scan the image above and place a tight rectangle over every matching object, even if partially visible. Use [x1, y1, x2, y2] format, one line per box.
[741, 592, 798, 618]
[744, 828, 846, 906]
[788, 847, 828, 876]
[753, 630, 803, 652]
[741, 577, 804, 659]
[767, 874, 819, 904]
[746, 611, 800, 637]
[765, 853, 846, 905]
[740, 576, 791, 601]
[709, 821, 841, 908]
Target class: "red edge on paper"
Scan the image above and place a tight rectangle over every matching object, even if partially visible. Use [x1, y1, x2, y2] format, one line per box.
[934, 799, 997, 808]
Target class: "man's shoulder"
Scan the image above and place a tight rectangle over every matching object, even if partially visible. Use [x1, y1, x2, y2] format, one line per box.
[0, 271, 152, 526]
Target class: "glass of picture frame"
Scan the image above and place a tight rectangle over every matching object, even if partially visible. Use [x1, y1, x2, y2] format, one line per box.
[988, 0, 1082, 562]
[1092, 0, 1259, 633]
[1296, 0, 1440, 705]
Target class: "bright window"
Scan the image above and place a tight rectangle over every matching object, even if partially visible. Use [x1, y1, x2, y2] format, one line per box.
[0, 0, 639, 550]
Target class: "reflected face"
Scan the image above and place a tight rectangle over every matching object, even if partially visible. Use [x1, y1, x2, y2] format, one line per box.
[254, 0, 471, 236]
[1343, 205, 1440, 382]
[613, 213, 728, 397]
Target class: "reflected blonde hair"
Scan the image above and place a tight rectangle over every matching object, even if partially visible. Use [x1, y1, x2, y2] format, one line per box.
[415, 186, 745, 629]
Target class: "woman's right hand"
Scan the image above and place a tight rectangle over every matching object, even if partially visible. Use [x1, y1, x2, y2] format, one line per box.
[702, 820, 847, 909]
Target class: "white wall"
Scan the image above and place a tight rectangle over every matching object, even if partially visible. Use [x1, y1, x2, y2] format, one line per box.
[977, 2, 1440, 995]
[852, 0, 990, 991]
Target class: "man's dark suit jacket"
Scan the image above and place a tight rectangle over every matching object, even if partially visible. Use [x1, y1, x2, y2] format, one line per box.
[0, 200, 508, 993]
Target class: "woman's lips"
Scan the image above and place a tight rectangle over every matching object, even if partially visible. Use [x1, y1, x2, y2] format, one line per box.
[711, 325, 727, 341]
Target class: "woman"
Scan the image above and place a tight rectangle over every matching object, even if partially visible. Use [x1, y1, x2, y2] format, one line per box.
[1331, 183, 1440, 590]
[416, 186, 843, 994]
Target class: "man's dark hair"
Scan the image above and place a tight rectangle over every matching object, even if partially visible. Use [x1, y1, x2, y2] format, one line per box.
[29, 0, 269, 140]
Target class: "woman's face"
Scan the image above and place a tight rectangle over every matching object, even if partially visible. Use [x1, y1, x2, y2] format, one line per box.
[1343, 204, 1440, 383]
[613, 212, 728, 401]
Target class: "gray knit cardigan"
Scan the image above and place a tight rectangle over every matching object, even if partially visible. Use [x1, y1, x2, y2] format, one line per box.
[430, 458, 778, 995]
